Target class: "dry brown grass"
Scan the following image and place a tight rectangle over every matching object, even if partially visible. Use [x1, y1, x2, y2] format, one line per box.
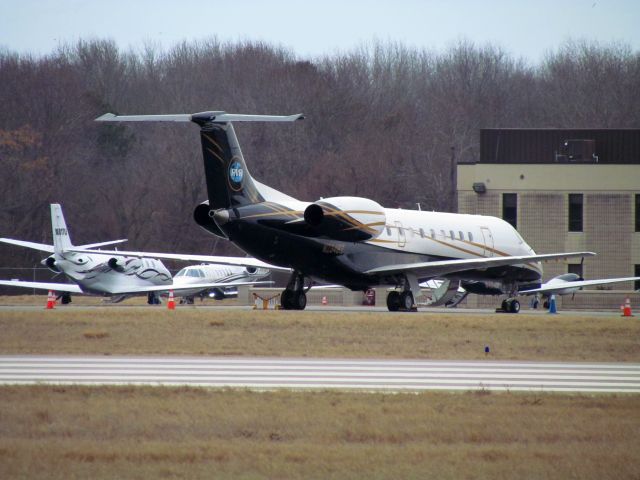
[0, 385, 638, 479]
[0, 307, 639, 361]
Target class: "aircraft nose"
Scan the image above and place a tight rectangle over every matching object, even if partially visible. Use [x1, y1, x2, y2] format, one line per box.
[213, 209, 230, 226]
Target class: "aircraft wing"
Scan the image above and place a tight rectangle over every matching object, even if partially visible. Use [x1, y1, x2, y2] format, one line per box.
[0, 280, 83, 293]
[77, 239, 128, 249]
[364, 252, 596, 279]
[520, 276, 640, 295]
[109, 280, 272, 295]
[0, 238, 54, 253]
[69, 248, 292, 272]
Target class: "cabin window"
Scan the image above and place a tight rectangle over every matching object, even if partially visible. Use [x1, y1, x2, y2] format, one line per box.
[449, 230, 455, 240]
[568, 193, 583, 232]
[386, 226, 392, 236]
[458, 231, 464, 240]
[440, 229, 445, 238]
[419, 228, 425, 238]
[468, 232, 473, 242]
[430, 229, 435, 239]
[502, 193, 517, 229]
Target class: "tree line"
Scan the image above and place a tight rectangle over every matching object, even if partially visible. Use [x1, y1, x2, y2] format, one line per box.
[0, 38, 638, 266]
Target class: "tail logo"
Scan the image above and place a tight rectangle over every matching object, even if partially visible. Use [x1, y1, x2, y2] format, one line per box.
[228, 159, 244, 191]
[55, 228, 68, 236]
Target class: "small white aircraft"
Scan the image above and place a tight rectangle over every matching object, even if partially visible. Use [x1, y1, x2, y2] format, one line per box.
[93, 110, 640, 312]
[173, 263, 270, 302]
[0, 204, 276, 304]
[423, 273, 640, 311]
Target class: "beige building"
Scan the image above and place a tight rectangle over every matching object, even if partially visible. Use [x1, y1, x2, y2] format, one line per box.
[457, 129, 640, 309]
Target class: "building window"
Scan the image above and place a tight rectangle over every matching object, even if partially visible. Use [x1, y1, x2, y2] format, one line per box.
[502, 193, 517, 229]
[568, 263, 583, 279]
[635, 265, 640, 291]
[636, 194, 640, 232]
[568, 194, 583, 232]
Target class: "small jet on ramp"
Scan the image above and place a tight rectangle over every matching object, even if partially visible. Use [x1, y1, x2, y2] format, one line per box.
[0, 204, 275, 304]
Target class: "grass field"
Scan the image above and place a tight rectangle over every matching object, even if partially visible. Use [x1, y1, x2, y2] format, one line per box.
[0, 385, 638, 479]
[1, 299, 638, 478]
[0, 305, 638, 361]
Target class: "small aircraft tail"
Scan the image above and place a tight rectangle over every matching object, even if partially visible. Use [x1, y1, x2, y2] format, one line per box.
[51, 204, 73, 254]
[96, 111, 304, 210]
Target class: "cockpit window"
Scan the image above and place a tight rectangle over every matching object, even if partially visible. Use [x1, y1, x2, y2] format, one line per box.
[175, 269, 187, 277]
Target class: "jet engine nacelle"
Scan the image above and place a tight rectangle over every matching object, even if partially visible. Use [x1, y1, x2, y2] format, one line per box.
[108, 257, 126, 272]
[194, 201, 227, 238]
[44, 256, 61, 273]
[303, 196, 386, 242]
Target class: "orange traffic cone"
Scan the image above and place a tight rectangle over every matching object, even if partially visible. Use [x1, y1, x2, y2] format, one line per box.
[45, 290, 55, 310]
[321, 295, 328, 306]
[621, 297, 633, 317]
[167, 290, 176, 310]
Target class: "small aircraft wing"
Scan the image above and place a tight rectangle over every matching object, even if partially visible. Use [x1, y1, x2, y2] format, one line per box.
[364, 252, 596, 279]
[0, 238, 54, 253]
[520, 276, 640, 295]
[69, 248, 292, 272]
[109, 280, 273, 295]
[0, 280, 83, 293]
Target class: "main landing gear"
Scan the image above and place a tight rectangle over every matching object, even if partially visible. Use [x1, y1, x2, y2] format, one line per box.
[57, 293, 72, 305]
[280, 271, 308, 310]
[386, 274, 420, 312]
[498, 298, 520, 313]
[147, 292, 161, 305]
[386, 290, 415, 312]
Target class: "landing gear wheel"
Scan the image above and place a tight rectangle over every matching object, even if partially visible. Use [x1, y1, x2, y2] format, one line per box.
[60, 293, 72, 305]
[509, 299, 520, 313]
[501, 299, 509, 311]
[293, 291, 307, 310]
[386, 291, 401, 312]
[280, 290, 293, 310]
[147, 293, 160, 305]
[400, 291, 414, 311]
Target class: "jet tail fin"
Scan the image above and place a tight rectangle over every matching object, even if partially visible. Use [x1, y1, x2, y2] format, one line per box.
[51, 204, 73, 254]
[96, 111, 304, 210]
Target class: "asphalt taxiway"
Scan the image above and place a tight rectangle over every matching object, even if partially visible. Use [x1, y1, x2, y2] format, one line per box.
[1, 355, 638, 393]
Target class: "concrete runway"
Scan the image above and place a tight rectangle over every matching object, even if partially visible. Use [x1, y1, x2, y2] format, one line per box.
[1, 355, 638, 393]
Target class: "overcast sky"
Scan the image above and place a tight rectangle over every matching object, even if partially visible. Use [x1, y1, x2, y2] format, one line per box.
[1, 0, 639, 63]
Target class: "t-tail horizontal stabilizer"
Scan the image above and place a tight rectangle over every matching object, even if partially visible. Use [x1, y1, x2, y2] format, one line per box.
[96, 111, 305, 124]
